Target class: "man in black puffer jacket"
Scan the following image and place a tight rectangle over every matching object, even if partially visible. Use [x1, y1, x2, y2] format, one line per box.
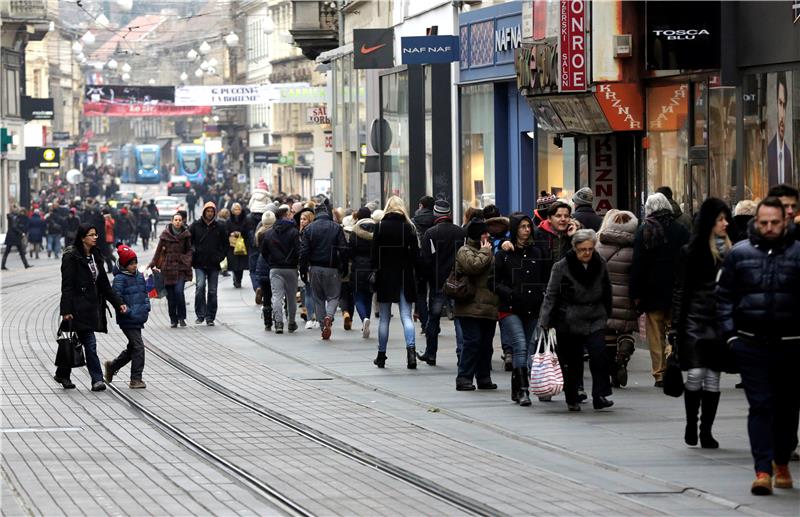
[717, 197, 800, 495]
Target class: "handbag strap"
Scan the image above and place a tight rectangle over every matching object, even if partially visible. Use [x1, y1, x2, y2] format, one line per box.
[57, 319, 73, 337]
[547, 328, 558, 354]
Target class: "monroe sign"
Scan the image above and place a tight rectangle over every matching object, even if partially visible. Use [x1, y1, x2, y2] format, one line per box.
[560, 0, 587, 92]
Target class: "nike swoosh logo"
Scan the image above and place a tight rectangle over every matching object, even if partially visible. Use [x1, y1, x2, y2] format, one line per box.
[360, 43, 387, 54]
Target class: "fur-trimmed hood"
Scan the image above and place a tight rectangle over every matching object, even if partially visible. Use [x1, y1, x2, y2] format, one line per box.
[598, 212, 638, 247]
[486, 216, 509, 237]
[353, 217, 377, 241]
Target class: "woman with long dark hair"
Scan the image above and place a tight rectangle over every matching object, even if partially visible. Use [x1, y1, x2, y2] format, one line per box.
[670, 198, 733, 448]
[55, 223, 126, 391]
[149, 213, 193, 328]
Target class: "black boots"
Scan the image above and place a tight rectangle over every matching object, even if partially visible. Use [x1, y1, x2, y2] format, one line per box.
[406, 348, 417, 369]
[512, 367, 531, 406]
[503, 351, 513, 371]
[615, 335, 635, 387]
[684, 389, 702, 446]
[374, 351, 387, 368]
[262, 306, 272, 331]
[699, 390, 720, 449]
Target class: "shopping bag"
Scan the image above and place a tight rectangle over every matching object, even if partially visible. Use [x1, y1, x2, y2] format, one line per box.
[530, 328, 563, 397]
[54, 322, 86, 368]
[152, 270, 166, 299]
[146, 273, 158, 299]
[233, 235, 247, 256]
[663, 352, 684, 397]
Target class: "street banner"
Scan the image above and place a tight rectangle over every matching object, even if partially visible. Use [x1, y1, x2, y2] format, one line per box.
[83, 85, 210, 117]
[401, 35, 459, 64]
[559, 0, 587, 92]
[175, 85, 273, 106]
[354, 28, 394, 69]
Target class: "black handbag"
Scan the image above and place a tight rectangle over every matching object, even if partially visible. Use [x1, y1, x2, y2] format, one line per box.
[663, 351, 684, 398]
[54, 322, 86, 368]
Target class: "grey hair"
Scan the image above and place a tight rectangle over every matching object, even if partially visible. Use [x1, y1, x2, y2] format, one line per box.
[644, 192, 673, 216]
[572, 229, 598, 248]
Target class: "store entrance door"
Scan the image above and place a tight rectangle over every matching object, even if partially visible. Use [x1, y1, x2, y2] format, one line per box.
[687, 145, 709, 215]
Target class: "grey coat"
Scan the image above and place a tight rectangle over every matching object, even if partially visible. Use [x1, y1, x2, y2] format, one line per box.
[595, 215, 639, 333]
[538, 250, 612, 336]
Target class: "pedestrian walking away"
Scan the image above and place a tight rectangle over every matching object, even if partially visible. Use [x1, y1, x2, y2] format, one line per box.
[149, 213, 193, 327]
[225, 203, 249, 288]
[371, 196, 419, 369]
[55, 224, 127, 391]
[2, 208, 32, 270]
[105, 245, 149, 389]
[348, 207, 377, 339]
[189, 202, 228, 326]
[717, 196, 800, 496]
[538, 229, 614, 411]
[263, 207, 300, 334]
[254, 210, 276, 330]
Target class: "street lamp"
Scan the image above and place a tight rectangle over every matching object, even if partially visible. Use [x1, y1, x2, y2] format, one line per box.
[121, 72, 130, 81]
[180, 72, 188, 82]
[187, 48, 198, 61]
[72, 41, 83, 53]
[208, 57, 218, 68]
[200, 60, 209, 71]
[81, 31, 96, 45]
[117, 0, 133, 12]
[263, 16, 275, 35]
[121, 62, 131, 73]
[148, 78, 156, 85]
[224, 31, 239, 47]
[107, 58, 118, 70]
[194, 68, 204, 78]
[198, 41, 211, 55]
[95, 13, 110, 27]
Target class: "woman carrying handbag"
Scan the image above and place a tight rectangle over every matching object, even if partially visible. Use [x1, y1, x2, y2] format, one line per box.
[55, 223, 126, 391]
[669, 198, 733, 449]
[148, 213, 193, 328]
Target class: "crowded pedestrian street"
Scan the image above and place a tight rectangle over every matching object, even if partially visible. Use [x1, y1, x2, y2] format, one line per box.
[2, 0, 800, 515]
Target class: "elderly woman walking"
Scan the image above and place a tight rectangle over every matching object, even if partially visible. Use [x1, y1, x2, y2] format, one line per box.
[226, 203, 249, 288]
[149, 213, 193, 328]
[539, 229, 613, 411]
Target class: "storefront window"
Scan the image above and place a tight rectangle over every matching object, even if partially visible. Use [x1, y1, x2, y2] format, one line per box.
[646, 83, 690, 213]
[381, 71, 410, 203]
[460, 83, 495, 211]
[537, 127, 575, 200]
[424, 66, 433, 198]
[709, 87, 737, 205]
[743, 69, 800, 200]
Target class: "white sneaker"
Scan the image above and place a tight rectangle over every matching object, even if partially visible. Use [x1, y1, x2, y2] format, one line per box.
[305, 320, 315, 330]
[312, 320, 320, 329]
[362, 318, 370, 339]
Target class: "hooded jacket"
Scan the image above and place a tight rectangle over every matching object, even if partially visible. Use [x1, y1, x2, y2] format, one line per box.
[595, 213, 639, 333]
[572, 205, 602, 232]
[349, 217, 376, 293]
[111, 266, 150, 329]
[452, 237, 498, 320]
[491, 214, 548, 318]
[419, 215, 466, 291]
[262, 219, 300, 269]
[412, 207, 435, 242]
[486, 216, 510, 252]
[189, 202, 228, 270]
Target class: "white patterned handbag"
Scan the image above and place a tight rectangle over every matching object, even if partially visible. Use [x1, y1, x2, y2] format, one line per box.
[530, 328, 564, 397]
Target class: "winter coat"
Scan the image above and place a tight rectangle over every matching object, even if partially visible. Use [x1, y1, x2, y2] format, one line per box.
[668, 198, 693, 233]
[248, 188, 271, 214]
[149, 226, 193, 285]
[104, 216, 115, 244]
[27, 214, 45, 244]
[65, 215, 81, 241]
[116, 213, 133, 239]
[452, 239, 498, 320]
[4, 214, 23, 246]
[731, 214, 752, 243]
[349, 218, 376, 293]
[419, 217, 466, 291]
[595, 217, 639, 333]
[299, 212, 348, 272]
[111, 268, 150, 329]
[538, 250, 612, 336]
[262, 219, 299, 269]
[244, 211, 262, 252]
[534, 221, 571, 279]
[371, 212, 418, 303]
[226, 211, 250, 271]
[487, 216, 510, 253]
[492, 216, 548, 319]
[186, 192, 197, 208]
[46, 212, 64, 236]
[59, 246, 124, 333]
[137, 212, 152, 238]
[189, 203, 228, 270]
[573, 205, 602, 232]
[717, 230, 800, 341]
[412, 207, 434, 242]
[630, 210, 690, 312]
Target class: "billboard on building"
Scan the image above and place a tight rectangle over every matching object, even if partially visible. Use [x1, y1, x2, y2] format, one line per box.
[646, 1, 721, 70]
[84, 85, 210, 117]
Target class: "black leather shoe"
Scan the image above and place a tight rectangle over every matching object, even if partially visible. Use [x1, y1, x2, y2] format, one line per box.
[456, 382, 476, 391]
[416, 352, 436, 366]
[593, 396, 614, 410]
[567, 403, 581, 412]
[373, 351, 387, 368]
[406, 348, 417, 369]
[53, 376, 75, 389]
[477, 379, 497, 390]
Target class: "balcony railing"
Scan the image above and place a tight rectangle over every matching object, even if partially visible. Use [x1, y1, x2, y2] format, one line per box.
[289, 1, 339, 60]
[0, 0, 48, 21]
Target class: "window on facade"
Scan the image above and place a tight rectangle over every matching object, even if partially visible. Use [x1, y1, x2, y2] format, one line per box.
[646, 83, 690, 214]
[537, 127, 575, 201]
[2, 66, 20, 117]
[708, 86, 737, 206]
[381, 70, 410, 204]
[460, 83, 494, 211]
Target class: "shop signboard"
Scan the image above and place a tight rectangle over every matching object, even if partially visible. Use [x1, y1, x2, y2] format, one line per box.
[590, 135, 617, 214]
[646, 83, 689, 131]
[354, 28, 394, 69]
[559, 0, 587, 91]
[646, 1, 720, 70]
[306, 106, 330, 125]
[21, 96, 54, 120]
[515, 43, 559, 95]
[401, 35, 459, 64]
[53, 131, 70, 141]
[594, 83, 644, 131]
[26, 147, 60, 169]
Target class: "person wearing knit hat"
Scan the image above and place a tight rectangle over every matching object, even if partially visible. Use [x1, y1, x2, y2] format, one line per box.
[572, 187, 602, 231]
[106, 242, 150, 389]
[433, 199, 451, 218]
[465, 217, 488, 241]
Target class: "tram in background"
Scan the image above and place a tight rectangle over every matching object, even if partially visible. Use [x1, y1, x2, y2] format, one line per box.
[176, 144, 207, 186]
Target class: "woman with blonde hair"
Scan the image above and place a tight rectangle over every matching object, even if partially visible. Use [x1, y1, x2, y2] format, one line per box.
[371, 196, 419, 368]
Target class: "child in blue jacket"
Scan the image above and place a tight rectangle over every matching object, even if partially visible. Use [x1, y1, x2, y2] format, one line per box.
[104, 245, 150, 388]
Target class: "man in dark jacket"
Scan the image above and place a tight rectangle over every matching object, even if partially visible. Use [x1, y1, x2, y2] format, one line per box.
[631, 192, 690, 387]
[767, 183, 799, 242]
[572, 187, 602, 231]
[413, 195, 436, 333]
[417, 200, 465, 365]
[656, 186, 692, 233]
[299, 201, 348, 339]
[262, 207, 300, 334]
[189, 201, 228, 325]
[2, 208, 31, 269]
[718, 197, 800, 495]
[46, 206, 65, 259]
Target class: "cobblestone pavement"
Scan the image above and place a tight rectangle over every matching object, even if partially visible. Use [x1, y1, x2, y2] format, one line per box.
[1, 253, 798, 515]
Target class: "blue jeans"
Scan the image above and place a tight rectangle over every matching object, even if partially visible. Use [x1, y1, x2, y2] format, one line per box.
[378, 296, 415, 352]
[303, 285, 316, 321]
[165, 279, 187, 323]
[424, 290, 463, 359]
[354, 289, 373, 323]
[456, 317, 496, 382]
[47, 234, 62, 257]
[55, 331, 101, 384]
[248, 253, 260, 292]
[194, 268, 219, 322]
[499, 315, 537, 369]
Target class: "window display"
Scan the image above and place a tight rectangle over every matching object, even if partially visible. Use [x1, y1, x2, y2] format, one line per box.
[460, 83, 495, 211]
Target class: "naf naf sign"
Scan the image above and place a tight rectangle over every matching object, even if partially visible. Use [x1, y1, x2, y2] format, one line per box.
[401, 36, 459, 65]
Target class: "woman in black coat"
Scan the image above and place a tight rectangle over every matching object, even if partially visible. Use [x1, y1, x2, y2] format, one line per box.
[349, 207, 377, 339]
[56, 223, 126, 391]
[670, 197, 732, 449]
[371, 196, 419, 369]
[225, 203, 249, 288]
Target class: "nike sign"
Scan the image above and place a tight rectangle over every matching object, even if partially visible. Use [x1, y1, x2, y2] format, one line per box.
[360, 43, 387, 54]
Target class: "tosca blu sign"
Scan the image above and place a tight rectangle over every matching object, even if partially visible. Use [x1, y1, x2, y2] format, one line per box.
[175, 85, 273, 106]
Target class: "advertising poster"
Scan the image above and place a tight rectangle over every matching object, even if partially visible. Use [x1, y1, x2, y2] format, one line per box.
[766, 72, 796, 187]
[84, 85, 210, 117]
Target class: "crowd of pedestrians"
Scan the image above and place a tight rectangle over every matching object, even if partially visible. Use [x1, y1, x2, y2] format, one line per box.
[38, 178, 800, 497]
